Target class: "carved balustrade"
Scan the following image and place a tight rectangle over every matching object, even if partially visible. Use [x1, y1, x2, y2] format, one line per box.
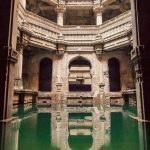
[17, 2, 132, 51]
[61, 25, 99, 45]
[99, 11, 132, 50]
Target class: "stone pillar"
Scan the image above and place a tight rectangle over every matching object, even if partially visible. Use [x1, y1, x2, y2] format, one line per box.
[14, 48, 23, 89]
[0, 0, 18, 120]
[131, 0, 150, 121]
[56, 6, 66, 26]
[131, 1, 150, 148]
[14, 31, 31, 90]
[21, 0, 26, 9]
[93, 4, 104, 25]
[96, 11, 103, 25]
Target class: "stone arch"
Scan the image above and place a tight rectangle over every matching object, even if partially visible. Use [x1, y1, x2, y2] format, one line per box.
[68, 56, 92, 91]
[39, 58, 52, 91]
[69, 56, 92, 69]
[108, 57, 121, 92]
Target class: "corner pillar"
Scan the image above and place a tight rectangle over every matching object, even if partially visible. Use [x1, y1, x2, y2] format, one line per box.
[56, 5, 66, 26]
[131, 0, 150, 121]
[93, 4, 104, 25]
[0, 0, 18, 121]
[21, 0, 26, 9]
[14, 31, 31, 90]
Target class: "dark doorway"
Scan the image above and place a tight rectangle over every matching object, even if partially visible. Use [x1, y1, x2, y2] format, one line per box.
[69, 57, 92, 92]
[39, 58, 52, 91]
[108, 58, 121, 92]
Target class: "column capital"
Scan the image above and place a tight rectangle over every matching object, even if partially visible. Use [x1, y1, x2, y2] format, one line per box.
[56, 5, 66, 14]
[93, 4, 104, 14]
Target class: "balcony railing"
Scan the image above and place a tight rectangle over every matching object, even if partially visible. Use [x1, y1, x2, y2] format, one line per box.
[18, 4, 60, 43]
[100, 11, 132, 41]
[26, 11, 60, 41]
[62, 25, 99, 45]
[18, 3, 132, 50]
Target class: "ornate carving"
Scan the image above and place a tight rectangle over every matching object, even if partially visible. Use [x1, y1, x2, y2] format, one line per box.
[103, 71, 109, 78]
[17, 27, 32, 51]
[56, 0, 66, 13]
[131, 46, 145, 83]
[9, 47, 18, 63]
[93, 3, 104, 14]
[56, 34, 66, 56]
[18, 3, 132, 52]
[99, 82, 105, 93]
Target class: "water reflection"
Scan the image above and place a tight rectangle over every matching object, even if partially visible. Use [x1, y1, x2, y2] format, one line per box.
[0, 105, 149, 150]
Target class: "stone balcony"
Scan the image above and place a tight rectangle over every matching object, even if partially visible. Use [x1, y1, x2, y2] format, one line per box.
[17, 3, 132, 51]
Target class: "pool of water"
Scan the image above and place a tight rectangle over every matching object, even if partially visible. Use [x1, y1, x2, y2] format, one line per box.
[0, 104, 150, 150]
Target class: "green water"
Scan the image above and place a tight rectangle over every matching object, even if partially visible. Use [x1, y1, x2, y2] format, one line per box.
[0, 104, 149, 150]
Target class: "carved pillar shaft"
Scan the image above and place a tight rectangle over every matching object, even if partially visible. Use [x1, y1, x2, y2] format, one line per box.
[21, 0, 26, 9]
[96, 11, 103, 25]
[14, 31, 31, 90]
[93, 4, 104, 25]
[15, 48, 23, 89]
[18, 50, 23, 79]
[57, 12, 64, 26]
[131, 0, 150, 121]
[56, 6, 66, 26]
[0, 0, 18, 120]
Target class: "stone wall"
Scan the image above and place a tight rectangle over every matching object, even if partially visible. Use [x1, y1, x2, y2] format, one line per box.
[23, 46, 134, 96]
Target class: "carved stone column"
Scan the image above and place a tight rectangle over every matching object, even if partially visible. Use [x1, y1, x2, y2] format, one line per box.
[14, 31, 31, 90]
[93, 4, 104, 25]
[21, 0, 26, 9]
[12, 119, 21, 150]
[56, 4, 66, 26]
[15, 46, 23, 89]
[56, 34, 66, 106]
[131, 0, 150, 121]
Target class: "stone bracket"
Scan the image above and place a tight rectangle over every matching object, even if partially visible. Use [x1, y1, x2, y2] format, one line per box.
[4, 46, 18, 63]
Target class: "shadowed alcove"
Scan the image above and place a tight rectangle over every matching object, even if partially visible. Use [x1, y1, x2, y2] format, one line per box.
[108, 58, 121, 92]
[39, 58, 52, 91]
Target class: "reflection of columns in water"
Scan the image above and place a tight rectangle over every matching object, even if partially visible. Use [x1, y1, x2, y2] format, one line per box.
[12, 119, 21, 150]
[51, 109, 110, 150]
[0, 119, 21, 150]
[91, 109, 110, 150]
[51, 110, 69, 150]
[138, 122, 147, 150]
